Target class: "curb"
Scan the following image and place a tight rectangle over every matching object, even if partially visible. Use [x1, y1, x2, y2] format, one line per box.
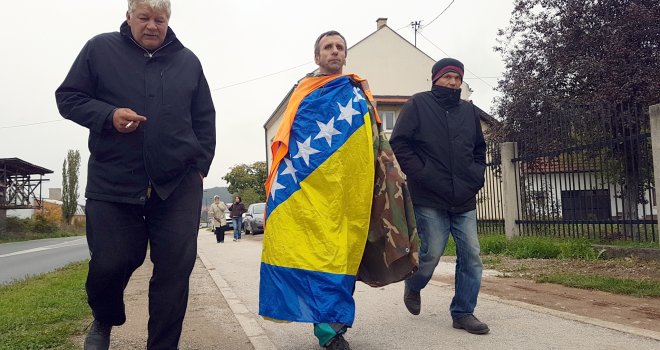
[197, 250, 277, 350]
[428, 280, 660, 341]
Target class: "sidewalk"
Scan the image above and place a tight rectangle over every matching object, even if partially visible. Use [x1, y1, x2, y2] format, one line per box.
[108, 255, 255, 349]
[102, 230, 660, 349]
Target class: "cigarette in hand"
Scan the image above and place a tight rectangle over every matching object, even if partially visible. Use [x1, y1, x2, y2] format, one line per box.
[125, 121, 134, 128]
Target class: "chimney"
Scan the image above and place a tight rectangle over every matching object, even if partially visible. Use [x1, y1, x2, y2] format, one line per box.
[49, 188, 62, 201]
[376, 18, 388, 30]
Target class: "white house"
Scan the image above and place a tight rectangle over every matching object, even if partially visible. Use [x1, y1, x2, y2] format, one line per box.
[263, 18, 496, 171]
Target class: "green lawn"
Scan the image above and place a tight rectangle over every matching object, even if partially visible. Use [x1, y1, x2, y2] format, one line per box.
[0, 261, 90, 350]
[536, 274, 660, 298]
[443, 234, 660, 297]
[444, 234, 600, 259]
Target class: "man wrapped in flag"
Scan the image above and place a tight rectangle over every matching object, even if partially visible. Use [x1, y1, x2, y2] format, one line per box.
[260, 30, 377, 350]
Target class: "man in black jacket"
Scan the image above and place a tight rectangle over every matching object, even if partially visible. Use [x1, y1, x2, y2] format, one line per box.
[390, 58, 489, 335]
[55, 1, 215, 349]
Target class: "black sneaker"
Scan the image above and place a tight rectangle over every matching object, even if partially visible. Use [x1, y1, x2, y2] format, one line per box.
[403, 285, 421, 315]
[84, 319, 112, 350]
[452, 314, 490, 334]
[324, 334, 351, 350]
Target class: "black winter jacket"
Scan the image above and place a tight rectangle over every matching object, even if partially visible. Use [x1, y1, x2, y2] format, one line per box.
[390, 92, 486, 213]
[228, 203, 246, 218]
[56, 22, 215, 204]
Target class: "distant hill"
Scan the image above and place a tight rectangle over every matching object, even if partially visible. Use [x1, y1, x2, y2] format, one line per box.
[202, 186, 233, 206]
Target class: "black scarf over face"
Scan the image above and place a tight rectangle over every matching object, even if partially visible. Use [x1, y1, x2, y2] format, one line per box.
[431, 85, 461, 109]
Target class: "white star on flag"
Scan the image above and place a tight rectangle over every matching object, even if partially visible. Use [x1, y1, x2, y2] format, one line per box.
[270, 171, 286, 201]
[314, 118, 342, 147]
[280, 157, 298, 183]
[353, 87, 366, 103]
[336, 99, 361, 126]
[292, 136, 320, 166]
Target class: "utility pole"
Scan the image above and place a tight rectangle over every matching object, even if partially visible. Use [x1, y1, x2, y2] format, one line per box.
[411, 20, 422, 47]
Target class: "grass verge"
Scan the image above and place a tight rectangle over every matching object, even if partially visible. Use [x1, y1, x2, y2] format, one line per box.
[443, 234, 598, 259]
[0, 261, 90, 350]
[443, 234, 660, 297]
[0, 230, 84, 244]
[536, 274, 660, 298]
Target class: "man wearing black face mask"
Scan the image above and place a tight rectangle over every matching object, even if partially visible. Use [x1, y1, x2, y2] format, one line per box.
[390, 58, 489, 335]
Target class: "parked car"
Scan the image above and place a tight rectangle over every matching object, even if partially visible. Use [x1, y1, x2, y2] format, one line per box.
[243, 202, 266, 234]
[223, 204, 234, 232]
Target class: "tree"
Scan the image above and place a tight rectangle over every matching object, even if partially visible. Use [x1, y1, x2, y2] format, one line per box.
[495, 0, 659, 115]
[222, 161, 267, 205]
[494, 0, 659, 150]
[62, 150, 81, 225]
[494, 0, 660, 238]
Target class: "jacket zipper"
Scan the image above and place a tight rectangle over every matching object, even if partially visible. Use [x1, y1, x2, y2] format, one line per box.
[127, 37, 172, 202]
[129, 36, 174, 58]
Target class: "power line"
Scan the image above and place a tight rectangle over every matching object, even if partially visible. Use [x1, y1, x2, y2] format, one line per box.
[393, 20, 499, 84]
[1, 62, 314, 129]
[0, 119, 63, 129]
[417, 31, 496, 90]
[210, 61, 314, 92]
[422, 0, 456, 29]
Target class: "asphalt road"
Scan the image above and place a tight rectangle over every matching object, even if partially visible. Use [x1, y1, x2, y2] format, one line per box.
[0, 236, 89, 285]
[197, 230, 660, 350]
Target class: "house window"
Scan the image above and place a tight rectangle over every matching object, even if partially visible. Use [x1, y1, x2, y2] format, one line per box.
[382, 111, 396, 130]
[561, 190, 611, 220]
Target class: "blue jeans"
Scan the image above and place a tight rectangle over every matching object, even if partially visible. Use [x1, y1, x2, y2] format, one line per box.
[405, 207, 483, 319]
[232, 218, 242, 240]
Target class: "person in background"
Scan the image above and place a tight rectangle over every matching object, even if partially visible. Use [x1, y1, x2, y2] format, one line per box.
[55, 0, 215, 348]
[228, 196, 246, 241]
[390, 57, 489, 335]
[209, 195, 228, 243]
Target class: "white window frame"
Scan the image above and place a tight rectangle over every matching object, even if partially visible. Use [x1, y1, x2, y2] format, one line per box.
[381, 110, 397, 131]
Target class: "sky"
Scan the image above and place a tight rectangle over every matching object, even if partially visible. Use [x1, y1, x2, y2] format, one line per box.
[0, 0, 514, 202]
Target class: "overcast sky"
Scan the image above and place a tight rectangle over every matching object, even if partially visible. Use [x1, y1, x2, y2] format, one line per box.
[0, 0, 513, 201]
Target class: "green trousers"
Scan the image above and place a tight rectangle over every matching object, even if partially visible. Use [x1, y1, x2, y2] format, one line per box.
[313, 323, 347, 347]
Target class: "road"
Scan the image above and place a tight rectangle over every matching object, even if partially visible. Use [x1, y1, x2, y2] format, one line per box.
[0, 236, 89, 285]
[197, 230, 660, 350]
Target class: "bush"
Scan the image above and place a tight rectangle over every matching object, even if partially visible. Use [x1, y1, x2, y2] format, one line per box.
[5, 216, 58, 234]
[1, 216, 81, 243]
[32, 216, 58, 233]
[6, 217, 32, 233]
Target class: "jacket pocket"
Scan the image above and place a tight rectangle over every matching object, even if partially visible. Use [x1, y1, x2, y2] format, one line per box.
[145, 107, 201, 183]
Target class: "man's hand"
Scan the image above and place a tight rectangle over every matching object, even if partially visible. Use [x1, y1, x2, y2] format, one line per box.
[113, 108, 147, 133]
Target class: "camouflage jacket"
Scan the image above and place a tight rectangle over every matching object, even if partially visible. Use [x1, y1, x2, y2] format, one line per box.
[355, 79, 420, 287]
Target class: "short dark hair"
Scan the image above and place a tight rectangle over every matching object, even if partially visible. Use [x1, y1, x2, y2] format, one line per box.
[314, 30, 347, 57]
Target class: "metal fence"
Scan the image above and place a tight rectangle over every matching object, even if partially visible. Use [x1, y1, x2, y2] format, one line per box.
[476, 141, 504, 235]
[509, 103, 657, 242]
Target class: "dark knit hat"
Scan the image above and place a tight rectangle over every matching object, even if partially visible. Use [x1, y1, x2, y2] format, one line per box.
[431, 58, 464, 83]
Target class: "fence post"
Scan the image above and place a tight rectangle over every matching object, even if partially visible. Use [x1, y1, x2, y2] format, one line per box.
[649, 104, 660, 247]
[501, 142, 520, 239]
[0, 209, 6, 234]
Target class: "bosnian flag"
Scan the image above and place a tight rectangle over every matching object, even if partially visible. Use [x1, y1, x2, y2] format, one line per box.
[259, 74, 375, 325]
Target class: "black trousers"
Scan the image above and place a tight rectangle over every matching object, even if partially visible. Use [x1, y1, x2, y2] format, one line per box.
[85, 170, 202, 349]
[214, 226, 225, 242]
